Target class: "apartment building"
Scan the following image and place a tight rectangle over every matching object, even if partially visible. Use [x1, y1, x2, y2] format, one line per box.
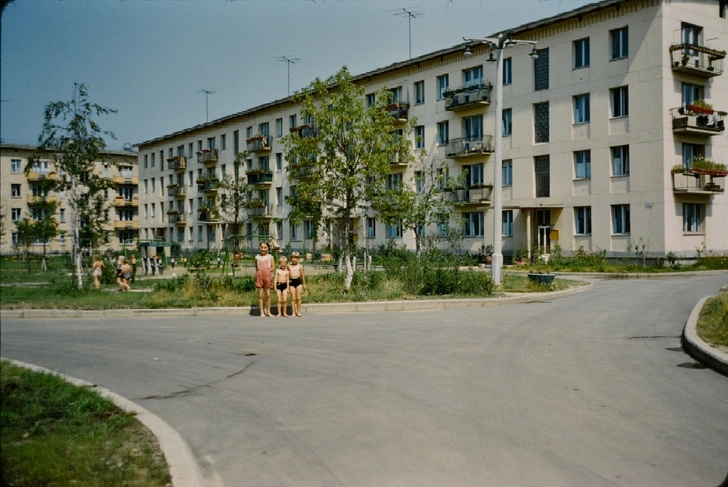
[0, 143, 140, 254]
[135, 0, 728, 259]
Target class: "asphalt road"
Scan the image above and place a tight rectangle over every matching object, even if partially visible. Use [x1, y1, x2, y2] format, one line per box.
[2, 276, 728, 487]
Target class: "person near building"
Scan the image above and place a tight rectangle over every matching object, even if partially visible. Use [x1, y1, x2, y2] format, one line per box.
[254, 241, 274, 317]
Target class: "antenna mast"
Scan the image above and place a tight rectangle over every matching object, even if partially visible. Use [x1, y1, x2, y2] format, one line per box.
[196, 89, 216, 122]
[393, 8, 424, 59]
[276, 56, 301, 97]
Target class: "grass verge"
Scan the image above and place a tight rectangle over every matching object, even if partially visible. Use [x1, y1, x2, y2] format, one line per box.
[0, 361, 171, 487]
[697, 292, 728, 348]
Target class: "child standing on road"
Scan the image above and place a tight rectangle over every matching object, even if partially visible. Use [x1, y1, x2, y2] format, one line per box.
[288, 251, 306, 317]
[274, 257, 290, 317]
[254, 242, 274, 317]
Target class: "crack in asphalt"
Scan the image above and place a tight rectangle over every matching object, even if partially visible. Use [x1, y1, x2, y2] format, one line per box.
[139, 360, 255, 400]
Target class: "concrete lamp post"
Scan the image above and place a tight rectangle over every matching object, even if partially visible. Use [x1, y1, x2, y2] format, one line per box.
[463, 32, 538, 286]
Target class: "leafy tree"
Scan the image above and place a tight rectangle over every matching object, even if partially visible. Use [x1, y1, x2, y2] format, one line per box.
[282, 66, 415, 289]
[373, 157, 458, 258]
[27, 83, 118, 289]
[14, 218, 36, 269]
[30, 200, 59, 269]
[0, 196, 8, 250]
[217, 151, 253, 274]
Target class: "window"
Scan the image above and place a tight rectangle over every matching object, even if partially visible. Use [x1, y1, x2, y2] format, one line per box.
[612, 146, 630, 176]
[11, 208, 21, 221]
[188, 143, 194, 159]
[534, 48, 549, 91]
[574, 150, 591, 179]
[276, 153, 283, 171]
[682, 143, 704, 168]
[503, 57, 512, 85]
[414, 81, 425, 104]
[289, 115, 297, 129]
[233, 131, 239, 154]
[415, 126, 425, 149]
[11, 159, 22, 173]
[463, 66, 483, 88]
[611, 204, 630, 234]
[365, 93, 375, 108]
[276, 118, 283, 137]
[437, 74, 449, 99]
[198, 140, 203, 151]
[304, 220, 314, 239]
[276, 222, 283, 241]
[464, 164, 483, 187]
[386, 222, 402, 238]
[681, 83, 703, 106]
[168, 148, 173, 159]
[151, 152, 155, 167]
[502, 109, 512, 136]
[463, 212, 484, 237]
[535, 155, 550, 198]
[574, 207, 591, 235]
[463, 115, 483, 139]
[574, 38, 590, 68]
[59, 209, 65, 223]
[610, 86, 628, 118]
[438, 215, 449, 237]
[683, 203, 704, 233]
[366, 217, 376, 239]
[151, 179, 156, 193]
[206, 137, 216, 150]
[12, 233, 18, 246]
[502, 159, 513, 186]
[611, 27, 629, 59]
[11, 184, 21, 197]
[534, 102, 549, 143]
[220, 134, 226, 150]
[415, 171, 424, 193]
[387, 173, 403, 192]
[437, 121, 449, 145]
[290, 223, 298, 240]
[503, 210, 513, 237]
[574, 94, 590, 123]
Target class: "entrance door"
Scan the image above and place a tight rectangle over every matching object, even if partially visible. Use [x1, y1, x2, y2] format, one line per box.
[536, 209, 551, 255]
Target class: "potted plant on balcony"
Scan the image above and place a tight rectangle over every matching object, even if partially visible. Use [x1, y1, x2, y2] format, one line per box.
[687, 99, 714, 115]
[691, 157, 728, 177]
[167, 209, 180, 215]
[671, 164, 690, 175]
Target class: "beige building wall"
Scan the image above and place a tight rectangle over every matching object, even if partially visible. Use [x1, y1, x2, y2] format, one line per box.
[0, 144, 139, 255]
[136, 0, 727, 259]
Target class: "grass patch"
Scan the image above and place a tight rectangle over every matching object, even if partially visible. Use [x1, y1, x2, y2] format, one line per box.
[697, 293, 728, 347]
[0, 361, 170, 487]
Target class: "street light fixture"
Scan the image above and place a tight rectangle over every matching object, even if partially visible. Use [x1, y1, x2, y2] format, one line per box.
[463, 31, 538, 286]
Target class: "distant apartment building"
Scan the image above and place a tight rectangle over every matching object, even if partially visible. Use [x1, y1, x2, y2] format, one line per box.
[135, 0, 728, 259]
[1, 143, 139, 254]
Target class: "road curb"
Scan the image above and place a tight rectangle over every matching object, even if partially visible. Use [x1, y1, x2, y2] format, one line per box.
[0, 281, 593, 319]
[1, 359, 205, 487]
[682, 296, 728, 377]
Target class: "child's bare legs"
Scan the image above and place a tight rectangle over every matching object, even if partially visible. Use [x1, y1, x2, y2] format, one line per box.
[276, 289, 283, 316]
[257, 287, 267, 317]
[282, 289, 289, 317]
[290, 286, 301, 316]
[265, 288, 272, 317]
[94, 276, 100, 290]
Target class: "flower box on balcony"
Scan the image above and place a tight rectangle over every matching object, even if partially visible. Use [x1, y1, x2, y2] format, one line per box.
[686, 101, 714, 115]
[167, 210, 181, 215]
[690, 158, 727, 176]
[246, 135, 265, 143]
[166, 183, 179, 189]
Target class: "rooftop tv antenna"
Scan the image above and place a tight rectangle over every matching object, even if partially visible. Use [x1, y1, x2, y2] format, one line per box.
[392, 7, 424, 59]
[196, 89, 216, 122]
[276, 56, 301, 97]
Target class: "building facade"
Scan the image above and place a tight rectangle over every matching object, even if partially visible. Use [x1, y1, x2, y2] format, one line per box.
[135, 0, 728, 259]
[0, 144, 140, 254]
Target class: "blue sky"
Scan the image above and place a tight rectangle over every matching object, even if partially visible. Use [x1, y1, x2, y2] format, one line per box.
[1, 0, 595, 150]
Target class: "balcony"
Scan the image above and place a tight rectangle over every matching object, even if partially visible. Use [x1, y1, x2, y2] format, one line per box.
[444, 83, 492, 112]
[451, 185, 493, 206]
[196, 149, 218, 166]
[167, 212, 186, 225]
[198, 207, 218, 223]
[672, 171, 725, 194]
[26, 195, 57, 204]
[113, 197, 139, 208]
[245, 167, 274, 186]
[249, 203, 277, 219]
[246, 135, 272, 153]
[112, 175, 139, 185]
[26, 171, 56, 182]
[389, 151, 407, 169]
[114, 220, 139, 230]
[196, 178, 220, 193]
[671, 106, 725, 136]
[670, 44, 725, 78]
[289, 124, 319, 139]
[288, 163, 316, 179]
[168, 156, 187, 171]
[446, 135, 494, 159]
[168, 185, 186, 198]
[385, 102, 409, 122]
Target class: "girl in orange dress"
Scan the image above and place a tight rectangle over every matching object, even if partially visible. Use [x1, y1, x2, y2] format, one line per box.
[254, 241, 274, 317]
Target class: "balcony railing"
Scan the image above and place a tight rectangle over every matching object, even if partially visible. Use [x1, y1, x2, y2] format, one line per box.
[197, 179, 221, 192]
[168, 185, 186, 197]
[196, 149, 218, 165]
[198, 207, 218, 222]
[246, 167, 274, 185]
[114, 220, 139, 230]
[112, 175, 138, 185]
[249, 204, 277, 219]
[113, 197, 139, 207]
[671, 106, 725, 136]
[389, 151, 407, 168]
[26, 195, 57, 204]
[444, 83, 492, 111]
[289, 124, 319, 138]
[451, 185, 494, 206]
[246, 135, 272, 153]
[385, 103, 409, 122]
[26, 171, 56, 182]
[670, 43, 725, 78]
[288, 163, 316, 179]
[446, 135, 494, 158]
[168, 156, 187, 171]
[672, 170, 726, 194]
[168, 213, 186, 225]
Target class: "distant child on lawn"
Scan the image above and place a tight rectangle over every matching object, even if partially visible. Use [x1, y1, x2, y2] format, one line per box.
[274, 256, 291, 317]
[288, 251, 306, 317]
[254, 241, 274, 317]
[92, 255, 105, 290]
